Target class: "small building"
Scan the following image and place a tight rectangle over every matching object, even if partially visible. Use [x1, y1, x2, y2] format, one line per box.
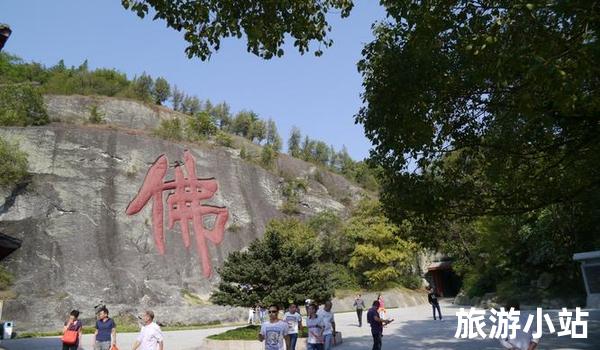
[573, 251, 600, 308]
[426, 259, 461, 297]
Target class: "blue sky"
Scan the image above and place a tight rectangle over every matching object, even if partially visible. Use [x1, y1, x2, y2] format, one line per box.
[2, 1, 386, 160]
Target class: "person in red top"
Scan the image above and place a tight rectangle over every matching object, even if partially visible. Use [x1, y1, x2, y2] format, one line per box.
[62, 310, 83, 350]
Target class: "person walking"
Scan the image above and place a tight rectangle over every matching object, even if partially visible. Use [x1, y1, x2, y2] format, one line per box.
[132, 310, 164, 350]
[61, 310, 83, 350]
[377, 294, 387, 319]
[427, 286, 443, 320]
[284, 304, 303, 350]
[259, 304, 290, 350]
[317, 301, 336, 350]
[305, 303, 325, 350]
[353, 294, 366, 327]
[249, 307, 256, 325]
[367, 300, 393, 350]
[93, 307, 116, 350]
[259, 305, 267, 323]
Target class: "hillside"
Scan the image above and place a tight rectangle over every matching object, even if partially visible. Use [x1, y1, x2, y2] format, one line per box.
[0, 95, 365, 331]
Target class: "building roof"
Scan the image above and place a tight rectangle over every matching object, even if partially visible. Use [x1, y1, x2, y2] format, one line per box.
[0, 233, 21, 260]
[427, 260, 452, 271]
[573, 251, 600, 261]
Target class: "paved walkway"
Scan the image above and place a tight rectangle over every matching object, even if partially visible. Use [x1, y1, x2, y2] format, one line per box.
[0, 302, 597, 349]
[335, 302, 599, 350]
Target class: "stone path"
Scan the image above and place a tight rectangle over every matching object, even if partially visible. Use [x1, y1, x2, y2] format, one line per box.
[1, 301, 597, 349]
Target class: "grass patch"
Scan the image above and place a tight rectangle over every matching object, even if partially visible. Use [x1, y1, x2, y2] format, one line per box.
[182, 289, 206, 305]
[208, 324, 308, 341]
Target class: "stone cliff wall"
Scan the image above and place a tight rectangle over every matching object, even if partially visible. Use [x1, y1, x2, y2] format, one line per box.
[44, 94, 186, 130]
[0, 96, 366, 331]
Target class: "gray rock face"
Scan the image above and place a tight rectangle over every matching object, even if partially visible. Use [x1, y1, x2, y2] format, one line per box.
[44, 94, 186, 130]
[0, 118, 361, 331]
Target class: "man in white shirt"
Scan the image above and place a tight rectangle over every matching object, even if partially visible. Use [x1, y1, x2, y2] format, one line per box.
[317, 300, 336, 350]
[132, 310, 164, 350]
[499, 301, 539, 350]
[259, 304, 290, 350]
[283, 304, 303, 350]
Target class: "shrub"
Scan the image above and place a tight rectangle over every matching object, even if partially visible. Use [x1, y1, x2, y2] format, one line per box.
[260, 144, 277, 170]
[0, 137, 29, 188]
[153, 118, 183, 141]
[88, 105, 105, 124]
[0, 84, 48, 126]
[184, 112, 217, 141]
[215, 131, 233, 147]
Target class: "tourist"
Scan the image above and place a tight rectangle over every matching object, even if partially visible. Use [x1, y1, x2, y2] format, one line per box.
[499, 301, 539, 350]
[284, 304, 303, 350]
[132, 310, 164, 350]
[317, 301, 336, 350]
[367, 300, 393, 350]
[377, 293, 387, 319]
[62, 309, 83, 350]
[353, 294, 366, 327]
[427, 286, 443, 320]
[258, 305, 290, 350]
[259, 305, 267, 323]
[248, 307, 256, 325]
[306, 303, 325, 350]
[94, 307, 116, 350]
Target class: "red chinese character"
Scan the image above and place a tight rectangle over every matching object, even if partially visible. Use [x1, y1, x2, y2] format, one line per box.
[126, 150, 229, 278]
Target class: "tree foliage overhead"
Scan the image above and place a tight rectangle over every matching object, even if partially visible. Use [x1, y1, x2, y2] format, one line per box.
[121, 0, 354, 60]
[357, 1, 600, 221]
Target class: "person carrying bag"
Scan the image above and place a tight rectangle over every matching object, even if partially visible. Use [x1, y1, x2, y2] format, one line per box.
[62, 310, 83, 350]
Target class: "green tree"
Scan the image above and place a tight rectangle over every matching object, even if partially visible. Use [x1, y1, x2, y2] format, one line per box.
[122, 0, 354, 60]
[250, 119, 266, 144]
[181, 95, 201, 115]
[231, 111, 258, 138]
[345, 199, 419, 289]
[152, 77, 171, 105]
[171, 85, 184, 111]
[211, 102, 231, 130]
[313, 141, 330, 166]
[132, 72, 153, 101]
[185, 111, 217, 140]
[51, 59, 66, 73]
[210, 225, 333, 308]
[77, 59, 88, 72]
[356, 1, 600, 221]
[260, 144, 277, 170]
[336, 146, 354, 175]
[288, 126, 302, 158]
[265, 118, 282, 151]
[301, 136, 314, 161]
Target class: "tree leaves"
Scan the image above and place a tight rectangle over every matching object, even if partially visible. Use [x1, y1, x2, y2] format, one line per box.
[122, 0, 354, 60]
[357, 0, 600, 220]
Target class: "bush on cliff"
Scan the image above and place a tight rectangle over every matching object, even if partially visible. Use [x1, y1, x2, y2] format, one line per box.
[0, 137, 28, 188]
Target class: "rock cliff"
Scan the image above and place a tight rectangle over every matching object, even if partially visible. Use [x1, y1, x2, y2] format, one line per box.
[0, 96, 364, 331]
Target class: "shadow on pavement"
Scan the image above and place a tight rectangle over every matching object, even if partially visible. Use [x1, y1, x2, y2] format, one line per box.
[340, 310, 600, 350]
[0, 337, 63, 350]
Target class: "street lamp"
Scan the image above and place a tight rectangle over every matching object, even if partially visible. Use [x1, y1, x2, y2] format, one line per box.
[0, 24, 12, 52]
